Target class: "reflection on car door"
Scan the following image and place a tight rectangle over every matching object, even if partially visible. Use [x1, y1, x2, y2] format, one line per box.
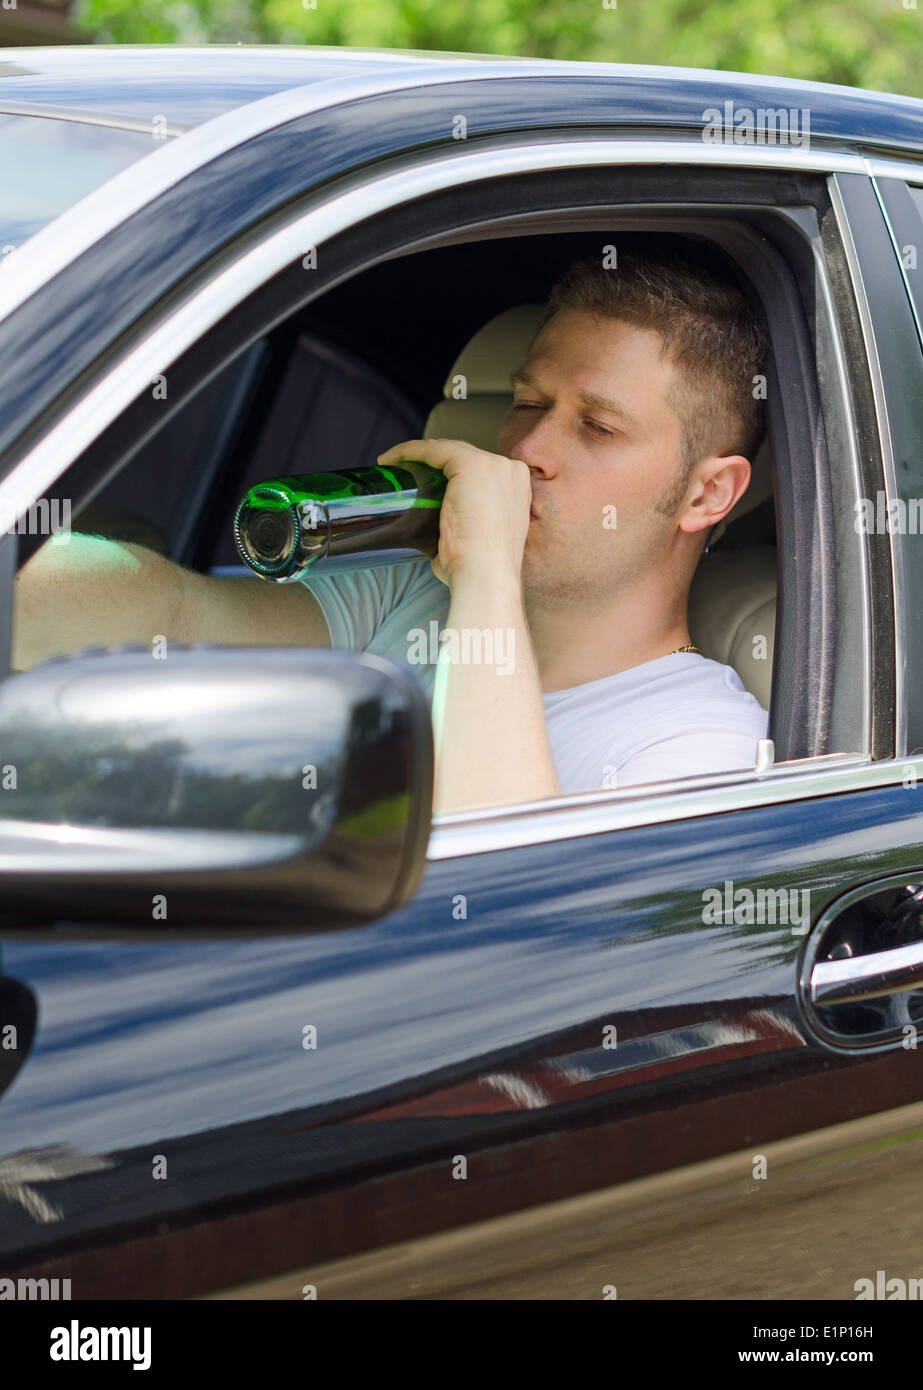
[4, 777, 923, 1298]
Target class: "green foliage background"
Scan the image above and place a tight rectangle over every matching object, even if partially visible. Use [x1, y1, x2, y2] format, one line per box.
[73, 0, 923, 99]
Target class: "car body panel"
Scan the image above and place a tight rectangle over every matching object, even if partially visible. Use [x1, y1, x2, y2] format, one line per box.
[0, 45, 438, 131]
[2, 45, 922, 145]
[4, 783, 923, 1293]
[208, 1096, 923, 1300]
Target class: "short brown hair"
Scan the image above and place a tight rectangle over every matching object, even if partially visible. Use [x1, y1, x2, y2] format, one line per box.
[536, 250, 768, 488]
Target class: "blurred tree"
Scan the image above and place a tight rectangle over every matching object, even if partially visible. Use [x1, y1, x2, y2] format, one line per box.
[74, 0, 923, 98]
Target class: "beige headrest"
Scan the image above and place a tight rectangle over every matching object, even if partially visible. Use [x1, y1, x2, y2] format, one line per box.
[424, 303, 772, 531]
[688, 543, 776, 709]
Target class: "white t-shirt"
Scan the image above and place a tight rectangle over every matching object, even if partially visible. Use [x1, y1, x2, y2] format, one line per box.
[300, 557, 768, 794]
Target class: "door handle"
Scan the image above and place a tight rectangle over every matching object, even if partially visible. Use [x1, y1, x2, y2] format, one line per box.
[811, 939, 923, 1007]
[799, 876, 923, 1048]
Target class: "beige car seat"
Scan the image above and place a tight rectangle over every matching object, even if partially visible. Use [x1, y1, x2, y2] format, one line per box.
[424, 304, 776, 711]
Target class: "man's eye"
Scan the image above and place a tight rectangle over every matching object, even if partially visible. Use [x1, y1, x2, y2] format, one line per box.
[512, 403, 613, 438]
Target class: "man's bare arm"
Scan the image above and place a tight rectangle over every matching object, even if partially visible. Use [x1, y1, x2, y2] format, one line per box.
[12, 534, 330, 672]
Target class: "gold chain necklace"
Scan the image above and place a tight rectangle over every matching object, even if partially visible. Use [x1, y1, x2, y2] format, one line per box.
[668, 643, 701, 655]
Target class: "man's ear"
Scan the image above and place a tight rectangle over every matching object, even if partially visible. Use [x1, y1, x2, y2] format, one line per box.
[678, 455, 751, 536]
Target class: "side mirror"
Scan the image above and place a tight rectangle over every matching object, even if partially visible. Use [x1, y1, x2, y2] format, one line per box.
[0, 646, 432, 932]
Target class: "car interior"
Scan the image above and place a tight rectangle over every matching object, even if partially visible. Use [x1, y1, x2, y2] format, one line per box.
[41, 208, 867, 798]
[70, 230, 778, 707]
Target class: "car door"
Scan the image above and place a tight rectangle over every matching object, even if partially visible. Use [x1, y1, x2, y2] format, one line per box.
[3, 90, 923, 1303]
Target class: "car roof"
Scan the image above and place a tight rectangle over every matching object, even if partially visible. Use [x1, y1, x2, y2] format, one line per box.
[1, 44, 922, 149]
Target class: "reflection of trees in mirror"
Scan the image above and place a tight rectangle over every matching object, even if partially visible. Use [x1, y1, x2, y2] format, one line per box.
[7, 728, 326, 834]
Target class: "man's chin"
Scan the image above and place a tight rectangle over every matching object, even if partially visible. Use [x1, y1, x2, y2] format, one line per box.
[522, 562, 576, 605]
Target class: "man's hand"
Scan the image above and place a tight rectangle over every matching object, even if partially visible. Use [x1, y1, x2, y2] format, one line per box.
[377, 438, 532, 588]
[377, 439, 560, 813]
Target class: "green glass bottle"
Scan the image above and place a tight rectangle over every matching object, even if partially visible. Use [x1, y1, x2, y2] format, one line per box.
[233, 461, 446, 581]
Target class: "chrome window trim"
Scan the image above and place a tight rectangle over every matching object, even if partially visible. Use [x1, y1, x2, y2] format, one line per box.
[0, 54, 903, 328]
[0, 105, 187, 137]
[865, 156, 923, 184]
[0, 137, 873, 517]
[426, 753, 909, 858]
[828, 173, 905, 758]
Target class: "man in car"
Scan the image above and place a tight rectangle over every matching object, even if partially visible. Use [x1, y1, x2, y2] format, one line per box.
[12, 250, 770, 814]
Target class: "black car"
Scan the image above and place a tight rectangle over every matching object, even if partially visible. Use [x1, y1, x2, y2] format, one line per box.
[2, 44, 923, 1303]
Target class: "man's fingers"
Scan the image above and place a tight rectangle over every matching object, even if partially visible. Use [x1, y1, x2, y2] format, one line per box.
[377, 439, 442, 466]
[377, 439, 476, 472]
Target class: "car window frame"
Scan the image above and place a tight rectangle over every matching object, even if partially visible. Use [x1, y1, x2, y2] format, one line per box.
[838, 165, 923, 762]
[0, 137, 898, 855]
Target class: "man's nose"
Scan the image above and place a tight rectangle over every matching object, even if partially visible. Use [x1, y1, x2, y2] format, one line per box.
[504, 412, 559, 475]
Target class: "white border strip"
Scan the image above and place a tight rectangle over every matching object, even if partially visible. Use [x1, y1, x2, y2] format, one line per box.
[426, 753, 904, 858]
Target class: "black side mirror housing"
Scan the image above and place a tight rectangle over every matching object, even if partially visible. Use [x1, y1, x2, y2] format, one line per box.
[0, 646, 432, 933]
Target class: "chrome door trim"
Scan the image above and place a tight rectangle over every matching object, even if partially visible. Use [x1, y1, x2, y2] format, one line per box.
[865, 155, 923, 183]
[0, 137, 870, 519]
[828, 173, 906, 759]
[426, 752, 920, 857]
[0, 56, 883, 328]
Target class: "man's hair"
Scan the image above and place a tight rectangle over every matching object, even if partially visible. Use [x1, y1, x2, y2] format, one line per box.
[535, 250, 769, 498]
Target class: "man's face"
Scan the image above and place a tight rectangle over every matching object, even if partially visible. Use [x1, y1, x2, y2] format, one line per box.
[496, 307, 692, 608]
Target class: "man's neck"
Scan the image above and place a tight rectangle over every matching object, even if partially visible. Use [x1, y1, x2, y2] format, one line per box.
[525, 584, 694, 694]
